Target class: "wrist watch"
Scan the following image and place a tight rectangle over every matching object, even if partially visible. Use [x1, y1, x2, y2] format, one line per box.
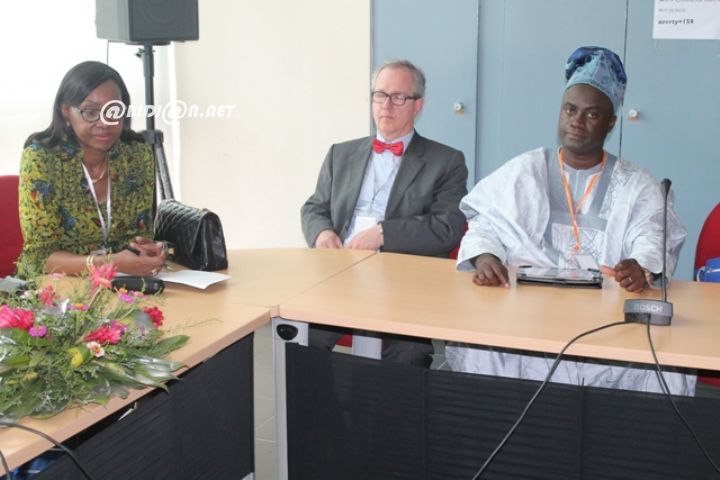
[642, 268, 660, 287]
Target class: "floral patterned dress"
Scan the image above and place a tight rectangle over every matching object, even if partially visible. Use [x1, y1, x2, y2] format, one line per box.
[16, 139, 155, 279]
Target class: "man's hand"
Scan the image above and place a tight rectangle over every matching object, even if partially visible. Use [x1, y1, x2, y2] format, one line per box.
[314, 229, 343, 248]
[472, 253, 509, 288]
[346, 224, 383, 251]
[600, 259, 648, 292]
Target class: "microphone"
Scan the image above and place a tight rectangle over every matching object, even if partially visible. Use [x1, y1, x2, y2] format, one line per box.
[623, 178, 673, 326]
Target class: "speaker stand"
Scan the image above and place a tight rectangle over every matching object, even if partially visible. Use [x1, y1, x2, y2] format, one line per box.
[138, 44, 174, 200]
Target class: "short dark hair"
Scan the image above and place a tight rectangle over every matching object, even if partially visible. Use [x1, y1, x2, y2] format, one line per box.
[24, 61, 144, 148]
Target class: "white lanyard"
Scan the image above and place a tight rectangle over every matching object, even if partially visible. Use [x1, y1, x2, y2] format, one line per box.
[368, 157, 400, 211]
[82, 163, 112, 245]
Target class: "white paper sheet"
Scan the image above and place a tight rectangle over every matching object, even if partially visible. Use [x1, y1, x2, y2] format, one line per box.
[157, 270, 230, 289]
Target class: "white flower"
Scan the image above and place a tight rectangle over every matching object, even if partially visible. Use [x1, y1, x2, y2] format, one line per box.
[86, 341, 105, 358]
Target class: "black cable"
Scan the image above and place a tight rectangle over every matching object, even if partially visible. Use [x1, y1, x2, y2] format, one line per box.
[0, 422, 95, 480]
[471, 320, 627, 479]
[645, 322, 720, 475]
[0, 446, 12, 480]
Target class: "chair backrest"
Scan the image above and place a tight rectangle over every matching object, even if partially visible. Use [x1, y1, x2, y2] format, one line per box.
[695, 202, 720, 271]
[0, 175, 23, 277]
[696, 205, 720, 385]
[449, 222, 468, 260]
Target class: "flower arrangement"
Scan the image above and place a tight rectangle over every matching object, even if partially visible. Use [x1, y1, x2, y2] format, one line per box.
[0, 264, 189, 420]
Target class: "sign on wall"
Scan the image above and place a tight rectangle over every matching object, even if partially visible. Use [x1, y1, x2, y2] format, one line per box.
[654, 0, 720, 39]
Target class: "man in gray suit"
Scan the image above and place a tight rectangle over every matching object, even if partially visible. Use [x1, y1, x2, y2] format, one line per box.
[301, 59, 468, 367]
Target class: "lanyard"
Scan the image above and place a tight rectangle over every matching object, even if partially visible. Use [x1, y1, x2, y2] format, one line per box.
[82, 163, 112, 246]
[558, 149, 606, 253]
[368, 156, 400, 211]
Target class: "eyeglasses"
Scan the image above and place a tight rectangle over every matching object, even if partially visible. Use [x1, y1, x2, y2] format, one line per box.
[72, 106, 118, 124]
[371, 91, 420, 106]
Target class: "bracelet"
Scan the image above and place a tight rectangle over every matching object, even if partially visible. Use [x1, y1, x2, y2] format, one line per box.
[86, 255, 95, 268]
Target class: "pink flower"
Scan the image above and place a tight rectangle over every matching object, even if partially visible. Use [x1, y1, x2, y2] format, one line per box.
[29, 325, 48, 337]
[38, 285, 56, 306]
[0, 305, 35, 330]
[143, 306, 164, 327]
[111, 320, 127, 334]
[0, 305, 14, 327]
[90, 263, 117, 289]
[117, 288, 135, 303]
[84, 321, 126, 345]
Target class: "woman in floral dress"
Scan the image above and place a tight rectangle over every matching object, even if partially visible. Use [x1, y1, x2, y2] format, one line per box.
[16, 61, 166, 279]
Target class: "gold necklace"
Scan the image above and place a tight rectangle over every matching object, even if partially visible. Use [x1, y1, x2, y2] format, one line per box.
[87, 154, 109, 184]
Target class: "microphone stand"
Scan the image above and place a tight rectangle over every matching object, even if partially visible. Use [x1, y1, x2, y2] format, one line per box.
[661, 180, 668, 303]
[623, 179, 673, 326]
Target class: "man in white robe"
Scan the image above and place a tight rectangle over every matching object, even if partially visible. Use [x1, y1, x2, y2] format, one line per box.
[446, 46, 693, 395]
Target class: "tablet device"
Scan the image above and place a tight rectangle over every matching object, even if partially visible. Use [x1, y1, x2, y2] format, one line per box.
[516, 266, 603, 288]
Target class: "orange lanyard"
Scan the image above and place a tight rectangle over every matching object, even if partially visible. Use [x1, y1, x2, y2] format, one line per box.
[558, 149, 606, 253]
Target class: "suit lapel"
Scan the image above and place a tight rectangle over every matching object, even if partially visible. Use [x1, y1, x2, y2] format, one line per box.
[385, 133, 426, 217]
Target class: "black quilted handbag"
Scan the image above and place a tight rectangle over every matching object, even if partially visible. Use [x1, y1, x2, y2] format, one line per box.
[153, 199, 228, 271]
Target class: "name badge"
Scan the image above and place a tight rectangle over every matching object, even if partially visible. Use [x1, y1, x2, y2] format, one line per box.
[344, 214, 378, 246]
[575, 253, 599, 271]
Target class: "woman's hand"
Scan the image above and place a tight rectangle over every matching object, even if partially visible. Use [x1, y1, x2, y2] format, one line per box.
[113, 249, 167, 277]
[129, 236, 165, 257]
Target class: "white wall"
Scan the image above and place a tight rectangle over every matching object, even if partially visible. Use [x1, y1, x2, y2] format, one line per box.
[0, 0, 370, 250]
[0, 1, 175, 176]
[174, 0, 371, 248]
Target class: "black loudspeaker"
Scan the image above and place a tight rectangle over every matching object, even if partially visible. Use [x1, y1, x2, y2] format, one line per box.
[96, 0, 199, 44]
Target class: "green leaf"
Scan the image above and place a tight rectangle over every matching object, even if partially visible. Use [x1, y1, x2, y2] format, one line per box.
[28, 352, 46, 368]
[0, 328, 30, 345]
[0, 354, 30, 368]
[0, 328, 50, 347]
[152, 335, 189, 357]
[134, 363, 179, 383]
[108, 383, 130, 399]
[96, 361, 137, 384]
[0, 381, 47, 420]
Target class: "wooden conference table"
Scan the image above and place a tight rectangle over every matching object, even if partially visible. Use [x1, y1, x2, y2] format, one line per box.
[276, 252, 720, 479]
[0, 248, 373, 477]
[167, 248, 375, 316]
[1, 294, 269, 478]
[3, 249, 719, 477]
[279, 252, 720, 370]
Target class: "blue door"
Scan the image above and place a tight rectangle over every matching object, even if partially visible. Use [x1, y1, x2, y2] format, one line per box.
[373, 0, 480, 186]
[621, 0, 720, 280]
[374, 0, 719, 279]
[474, 0, 718, 279]
[475, 0, 627, 179]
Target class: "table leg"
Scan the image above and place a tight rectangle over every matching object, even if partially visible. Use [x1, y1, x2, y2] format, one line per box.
[272, 317, 308, 480]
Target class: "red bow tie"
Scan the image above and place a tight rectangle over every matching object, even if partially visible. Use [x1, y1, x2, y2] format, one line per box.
[372, 139, 404, 156]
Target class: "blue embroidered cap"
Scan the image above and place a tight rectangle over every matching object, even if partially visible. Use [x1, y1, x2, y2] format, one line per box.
[565, 46, 627, 112]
